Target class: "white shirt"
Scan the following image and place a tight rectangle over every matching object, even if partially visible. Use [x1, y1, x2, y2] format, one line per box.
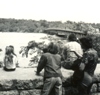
[64, 41, 83, 61]
[4, 54, 18, 69]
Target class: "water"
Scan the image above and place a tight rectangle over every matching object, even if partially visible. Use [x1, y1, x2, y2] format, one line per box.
[0, 32, 47, 51]
[0, 32, 48, 67]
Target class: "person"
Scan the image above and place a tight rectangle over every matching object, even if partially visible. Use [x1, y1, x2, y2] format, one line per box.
[36, 42, 63, 95]
[3, 46, 18, 71]
[73, 36, 98, 95]
[62, 33, 83, 70]
[9, 45, 17, 56]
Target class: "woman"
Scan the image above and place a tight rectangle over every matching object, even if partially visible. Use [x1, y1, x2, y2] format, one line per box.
[3, 46, 18, 71]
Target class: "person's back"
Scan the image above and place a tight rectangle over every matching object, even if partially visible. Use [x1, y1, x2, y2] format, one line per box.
[36, 42, 62, 95]
[41, 52, 62, 78]
[3, 46, 18, 71]
[64, 41, 83, 61]
[4, 54, 17, 70]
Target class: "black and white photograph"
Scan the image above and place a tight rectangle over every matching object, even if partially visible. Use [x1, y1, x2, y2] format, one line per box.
[0, 0, 100, 95]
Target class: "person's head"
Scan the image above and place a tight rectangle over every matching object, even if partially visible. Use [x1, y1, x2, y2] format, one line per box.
[47, 42, 58, 54]
[79, 36, 93, 50]
[27, 41, 37, 49]
[9, 45, 14, 49]
[9, 45, 14, 52]
[9, 45, 17, 56]
[5, 46, 13, 55]
[68, 33, 77, 41]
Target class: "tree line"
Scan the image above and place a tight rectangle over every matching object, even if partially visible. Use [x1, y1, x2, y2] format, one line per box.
[0, 18, 100, 57]
[0, 18, 100, 34]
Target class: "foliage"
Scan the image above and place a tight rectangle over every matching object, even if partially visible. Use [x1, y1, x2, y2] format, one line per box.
[0, 18, 100, 57]
[0, 18, 100, 33]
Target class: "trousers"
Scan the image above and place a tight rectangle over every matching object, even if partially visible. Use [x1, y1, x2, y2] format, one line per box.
[41, 77, 62, 95]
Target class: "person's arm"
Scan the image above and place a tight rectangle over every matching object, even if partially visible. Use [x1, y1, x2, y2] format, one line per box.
[36, 54, 47, 75]
[14, 56, 19, 67]
[79, 52, 88, 71]
[4, 56, 8, 66]
[61, 46, 69, 61]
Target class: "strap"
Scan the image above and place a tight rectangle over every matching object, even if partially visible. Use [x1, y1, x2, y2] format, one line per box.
[70, 51, 81, 59]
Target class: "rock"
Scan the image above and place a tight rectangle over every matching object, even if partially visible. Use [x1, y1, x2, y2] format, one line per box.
[20, 90, 41, 95]
[0, 90, 19, 95]
[0, 80, 14, 90]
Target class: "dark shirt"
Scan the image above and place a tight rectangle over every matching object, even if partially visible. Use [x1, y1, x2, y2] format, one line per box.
[37, 53, 62, 78]
[82, 48, 98, 76]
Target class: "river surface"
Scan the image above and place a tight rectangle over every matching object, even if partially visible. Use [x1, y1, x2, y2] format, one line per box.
[0, 32, 47, 51]
[0, 32, 48, 67]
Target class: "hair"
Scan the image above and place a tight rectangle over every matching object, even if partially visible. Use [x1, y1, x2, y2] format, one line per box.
[5, 46, 14, 62]
[42, 45, 48, 53]
[68, 33, 77, 41]
[43, 47, 48, 53]
[9, 45, 14, 52]
[5, 46, 13, 55]
[5, 45, 17, 56]
[79, 36, 93, 49]
[47, 42, 58, 54]
[27, 41, 38, 49]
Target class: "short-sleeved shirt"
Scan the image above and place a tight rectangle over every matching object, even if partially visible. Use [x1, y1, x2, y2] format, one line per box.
[63, 41, 83, 61]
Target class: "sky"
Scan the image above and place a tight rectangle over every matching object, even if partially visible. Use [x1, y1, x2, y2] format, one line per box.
[0, 0, 100, 23]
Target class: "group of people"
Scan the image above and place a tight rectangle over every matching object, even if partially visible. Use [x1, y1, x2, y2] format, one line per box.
[1, 33, 98, 95]
[36, 33, 98, 95]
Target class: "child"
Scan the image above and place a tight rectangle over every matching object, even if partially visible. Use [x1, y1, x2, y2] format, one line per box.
[3, 45, 18, 71]
[62, 33, 83, 70]
[36, 42, 63, 95]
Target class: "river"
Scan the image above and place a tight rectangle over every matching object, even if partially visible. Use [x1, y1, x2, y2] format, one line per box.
[0, 32, 48, 67]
